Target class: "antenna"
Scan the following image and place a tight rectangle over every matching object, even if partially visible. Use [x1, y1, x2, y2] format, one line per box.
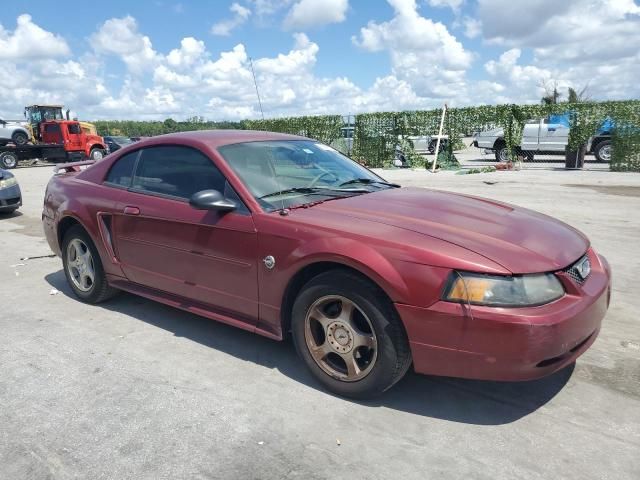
[248, 57, 265, 122]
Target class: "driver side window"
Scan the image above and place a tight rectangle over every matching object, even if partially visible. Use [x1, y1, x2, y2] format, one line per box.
[118, 145, 249, 213]
[132, 146, 226, 199]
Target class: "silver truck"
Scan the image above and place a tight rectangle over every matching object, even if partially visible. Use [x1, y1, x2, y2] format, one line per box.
[0, 119, 30, 146]
[473, 114, 612, 162]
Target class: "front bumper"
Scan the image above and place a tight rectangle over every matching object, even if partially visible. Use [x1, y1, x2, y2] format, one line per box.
[397, 252, 611, 381]
[0, 184, 22, 211]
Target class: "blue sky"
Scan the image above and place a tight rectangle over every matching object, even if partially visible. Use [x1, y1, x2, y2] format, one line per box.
[1, 1, 638, 120]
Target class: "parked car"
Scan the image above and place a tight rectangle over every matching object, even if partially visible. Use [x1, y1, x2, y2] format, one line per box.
[0, 119, 30, 146]
[0, 169, 22, 214]
[473, 113, 613, 162]
[104, 135, 134, 153]
[43, 130, 611, 398]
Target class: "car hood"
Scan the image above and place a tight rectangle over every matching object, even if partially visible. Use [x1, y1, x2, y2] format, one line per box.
[311, 187, 588, 274]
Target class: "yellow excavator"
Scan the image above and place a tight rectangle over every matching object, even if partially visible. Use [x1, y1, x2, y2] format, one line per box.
[24, 105, 98, 142]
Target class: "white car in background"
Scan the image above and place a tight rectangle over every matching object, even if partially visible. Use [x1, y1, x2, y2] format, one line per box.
[0, 119, 30, 146]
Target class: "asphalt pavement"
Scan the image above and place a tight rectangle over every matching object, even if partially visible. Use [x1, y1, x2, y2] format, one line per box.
[1, 164, 638, 479]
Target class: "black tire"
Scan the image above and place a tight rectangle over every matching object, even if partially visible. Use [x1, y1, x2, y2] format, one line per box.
[428, 139, 447, 154]
[12, 131, 28, 146]
[494, 143, 509, 162]
[0, 152, 18, 169]
[89, 148, 105, 161]
[61, 224, 118, 304]
[291, 270, 411, 398]
[594, 139, 612, 162]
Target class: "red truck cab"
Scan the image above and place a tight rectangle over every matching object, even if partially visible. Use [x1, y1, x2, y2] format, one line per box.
[41, 120, 107, 161]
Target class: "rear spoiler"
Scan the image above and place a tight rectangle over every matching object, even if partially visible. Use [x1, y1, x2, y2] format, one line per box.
[53, 160, 96, 174]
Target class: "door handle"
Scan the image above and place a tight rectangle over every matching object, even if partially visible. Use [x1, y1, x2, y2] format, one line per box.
[548, 128, 556, 132]
[123, 206, 140, 215]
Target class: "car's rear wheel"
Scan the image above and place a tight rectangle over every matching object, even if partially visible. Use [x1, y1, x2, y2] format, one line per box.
[62, 225, 118, 303]
[12, 131, 28, 145]
[495, 143, 509, 162]
[594, 140, 612, 162]
[291, 270, 411, 398]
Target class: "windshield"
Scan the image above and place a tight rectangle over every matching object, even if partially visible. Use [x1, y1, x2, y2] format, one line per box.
[218, 140, 393, 211]
[112, 136, 133, 144]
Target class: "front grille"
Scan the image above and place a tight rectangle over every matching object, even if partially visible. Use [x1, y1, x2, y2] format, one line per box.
[562, 254, 591, 284]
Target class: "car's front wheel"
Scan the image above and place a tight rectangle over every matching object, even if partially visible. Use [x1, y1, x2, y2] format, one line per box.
[62, 225, 118, 303]
[89, 148, 105, 161]
[291, 270, 411, 398]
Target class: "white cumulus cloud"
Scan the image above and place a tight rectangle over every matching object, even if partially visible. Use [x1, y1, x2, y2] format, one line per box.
[0, 14, 70, 59]
[91, 16, 160, 75]
[211, 2, 252, 36]
[284, 0, 349, 29]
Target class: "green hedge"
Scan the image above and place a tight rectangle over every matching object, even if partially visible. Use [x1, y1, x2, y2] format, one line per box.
[352, 101, 640, 169]
[241, 115, 343, 146]
[93, 118, 243, 137]
[91, 100, 640, 171]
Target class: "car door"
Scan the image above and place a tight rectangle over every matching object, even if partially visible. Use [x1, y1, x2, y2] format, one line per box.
[539, 115, 570, 152]
[108, 145, 260, 324]
[520, 120, 541, 151]
[65, 123, 84, 151]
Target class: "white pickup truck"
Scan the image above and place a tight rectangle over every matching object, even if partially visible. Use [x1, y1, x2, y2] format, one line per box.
[473, 114, 612, 162]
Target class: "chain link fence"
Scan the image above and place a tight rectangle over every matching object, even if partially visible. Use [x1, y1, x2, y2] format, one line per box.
[94, 100, 640, 172]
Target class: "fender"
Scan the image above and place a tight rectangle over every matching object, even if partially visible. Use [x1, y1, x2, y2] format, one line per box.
[55, 198, 125, 278]
[84, 140, 106, 157]
[283, 236, 411, 304]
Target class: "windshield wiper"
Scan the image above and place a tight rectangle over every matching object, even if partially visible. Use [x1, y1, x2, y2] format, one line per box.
[259, 187, 369, 200]
[338, 178, 400, 188]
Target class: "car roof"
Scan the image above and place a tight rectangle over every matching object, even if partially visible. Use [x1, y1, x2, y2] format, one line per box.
[135, 129, 309, 149]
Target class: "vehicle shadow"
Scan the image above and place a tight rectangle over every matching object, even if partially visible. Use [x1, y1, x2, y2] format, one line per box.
[45, 270, 573, 426]
[0, 210, 23, 219]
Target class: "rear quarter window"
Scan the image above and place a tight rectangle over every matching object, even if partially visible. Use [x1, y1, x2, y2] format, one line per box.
[104, 151, 138, 188]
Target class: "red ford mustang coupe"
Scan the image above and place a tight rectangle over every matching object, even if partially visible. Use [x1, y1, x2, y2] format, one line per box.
[42, 131, 611, 398]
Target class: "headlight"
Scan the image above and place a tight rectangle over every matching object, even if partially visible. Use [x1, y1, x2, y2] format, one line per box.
[0, 176, 17, 189]
[443, 271, 564, 307]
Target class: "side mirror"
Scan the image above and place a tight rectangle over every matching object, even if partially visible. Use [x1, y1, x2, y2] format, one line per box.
[189, 189, 237, 212]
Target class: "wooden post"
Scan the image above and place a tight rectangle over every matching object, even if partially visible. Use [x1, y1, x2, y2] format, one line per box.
[430, 103, 448, 172]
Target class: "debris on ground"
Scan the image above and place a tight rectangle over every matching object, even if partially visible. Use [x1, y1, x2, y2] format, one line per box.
[483, 180, 498, 185]
[21, 254, 56, 261]
[49, 288, 60, 296]
[336, 439, 341, 446]
[621, 340, 640, 350]
[495, 161, 514, 170]
[458, 166, 496, 175]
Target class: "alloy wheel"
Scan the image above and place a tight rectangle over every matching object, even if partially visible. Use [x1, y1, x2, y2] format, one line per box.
[66, 238, 95, 292]
[304, 295, 378, 382]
